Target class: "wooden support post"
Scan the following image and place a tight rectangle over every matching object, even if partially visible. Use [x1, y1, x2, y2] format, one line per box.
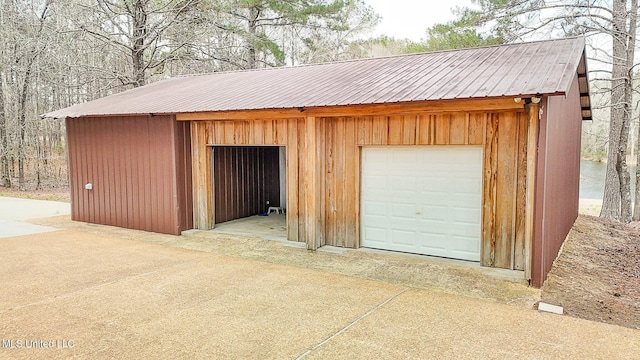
[286, 119, 300, 241]
[524, 99, 540, 281]
[303, 116, 323, 250]
[191, 121, 214, 230]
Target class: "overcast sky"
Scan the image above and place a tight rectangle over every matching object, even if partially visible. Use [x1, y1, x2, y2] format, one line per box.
[363, 0, 475, 41]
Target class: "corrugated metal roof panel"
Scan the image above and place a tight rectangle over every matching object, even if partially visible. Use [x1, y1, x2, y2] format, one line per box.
[43, 37, 590, 119]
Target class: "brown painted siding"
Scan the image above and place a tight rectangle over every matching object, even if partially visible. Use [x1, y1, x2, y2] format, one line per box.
[213, 146, 280, 223]
[532, 75, 582, 287]
[66, 115, 192, 235]
[192, 111, 529, 270]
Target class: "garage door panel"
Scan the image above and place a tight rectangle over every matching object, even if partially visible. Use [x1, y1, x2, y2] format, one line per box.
[451, 178, 482, 194]
[391, 203, 417, 220]
[447, 194, 481, 206]
[392, 149, 418, 163]
[362, 146, 482, 262]
[363, 227, 387, 243]
[363, 201, 387, 216]
[390, 229, 417, 246]
[391, 176, 417, 192]
[362, 215, 389, 226]
[453, 207, 481, 224]
[363, 174, 386, 189]
[363, 148, 390, 163]
[415, 194, 453, 205]
[451, 237, 481, 261]
[450, 223, 481, 237]
[421, 220, 450, 234]
[421, 205, 448, 221]
[420, 177, 448, 191]
[418, 233, 449, 254]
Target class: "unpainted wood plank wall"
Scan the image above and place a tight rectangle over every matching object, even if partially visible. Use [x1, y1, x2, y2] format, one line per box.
[480, 112, 529, 270]
[191, 119, 308, 242]
[191, 111, 529, 270]
[331, 112, 528, 269]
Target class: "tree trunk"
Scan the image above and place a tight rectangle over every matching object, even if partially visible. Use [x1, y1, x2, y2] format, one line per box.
[601, 0, 630, 220]
[132, 0, 147, 87]
[248, 6, 259, 69]
[17, 58, 34, 191]
[617, 0, 637, 223]
[632, 1, 640, 221]
[0, 70, 10, 188]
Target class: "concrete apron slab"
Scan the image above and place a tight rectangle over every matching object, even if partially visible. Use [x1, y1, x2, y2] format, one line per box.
[0, 230, 403, 359]
[1, 229, 639, 359]
[0, 197, 70, 238]
[30, 215, 539, 305]
[304, 288, 640, 360]
[206, 215, 525, 284]
[208, 214, 287, 241]
[0, 197, 70, 221]
[0, 219, 59, 238]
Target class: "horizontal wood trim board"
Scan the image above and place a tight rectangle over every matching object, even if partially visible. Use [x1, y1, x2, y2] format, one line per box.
[176, 99, 525, 121]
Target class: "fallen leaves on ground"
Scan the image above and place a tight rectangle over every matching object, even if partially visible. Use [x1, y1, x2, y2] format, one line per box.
[542, 215, 640, 329]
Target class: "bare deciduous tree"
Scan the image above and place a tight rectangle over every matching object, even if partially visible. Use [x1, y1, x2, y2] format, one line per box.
[0, 0, 379, 192]
[0, 65, 9, 188]
[458, 0, 640, 222]
[78, 0, 203, 87]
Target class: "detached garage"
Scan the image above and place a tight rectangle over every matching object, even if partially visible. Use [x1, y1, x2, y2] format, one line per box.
[45, 37, 591, 287]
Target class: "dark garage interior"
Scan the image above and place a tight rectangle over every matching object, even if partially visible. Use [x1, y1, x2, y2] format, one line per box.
[213, 146, 283, 224]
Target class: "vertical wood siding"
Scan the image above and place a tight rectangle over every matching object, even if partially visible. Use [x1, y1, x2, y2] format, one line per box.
[480, 113, 529, 270]
[191, 110, 529, 270]
[191, 118, 302, 233]
[213, 146, 280, 223]
[66, 115, 192, 235]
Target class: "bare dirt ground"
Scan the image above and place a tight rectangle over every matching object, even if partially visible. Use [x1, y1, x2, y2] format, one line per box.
[542, 215, 640, 330]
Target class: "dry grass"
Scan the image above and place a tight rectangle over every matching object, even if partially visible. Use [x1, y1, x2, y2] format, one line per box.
[0, 187, 70, 202]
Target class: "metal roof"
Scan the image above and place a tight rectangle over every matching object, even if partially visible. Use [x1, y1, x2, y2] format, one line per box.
[44, 37, 591, 120]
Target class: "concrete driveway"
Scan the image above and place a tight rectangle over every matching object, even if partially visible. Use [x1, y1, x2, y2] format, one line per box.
[0, 197, 70, 238]
[0, 202, 639, 359]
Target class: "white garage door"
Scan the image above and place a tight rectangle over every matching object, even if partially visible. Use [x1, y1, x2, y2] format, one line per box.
[361, 146, 482, 261]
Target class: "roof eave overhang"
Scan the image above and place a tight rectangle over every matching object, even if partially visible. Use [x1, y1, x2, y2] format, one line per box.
[42, 95, 573, 122]
[577, 49, 592, 121]
[174, 97, 545, 122]
[41, 112, 181, 120]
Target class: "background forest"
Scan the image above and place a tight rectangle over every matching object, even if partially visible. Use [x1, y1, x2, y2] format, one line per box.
[0, 0, 638, 222]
